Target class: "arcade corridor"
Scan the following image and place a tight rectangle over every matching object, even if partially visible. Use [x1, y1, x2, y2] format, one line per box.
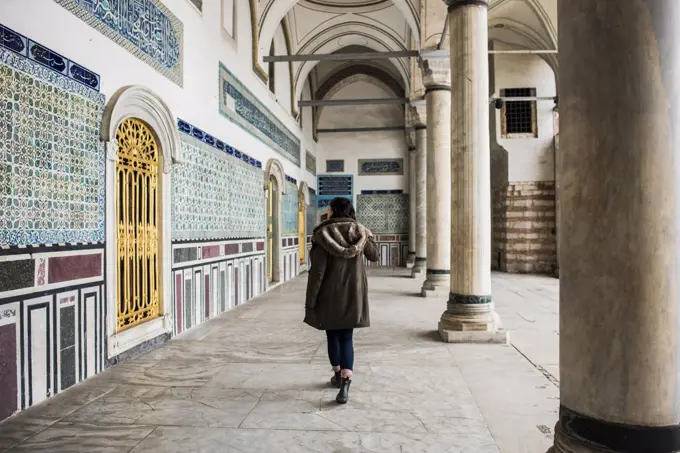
[0, 270, 558, 452]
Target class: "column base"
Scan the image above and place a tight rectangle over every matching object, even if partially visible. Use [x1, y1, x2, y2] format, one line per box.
[421, 273, 450, 297]
[411, 258, 427, 279]
[438, 296, 509, 344]
[406, 252, 416, 269]
[549, 421, 603, 453]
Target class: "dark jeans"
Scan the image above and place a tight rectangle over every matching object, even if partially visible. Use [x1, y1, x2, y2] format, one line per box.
[326, 329, 354, 371]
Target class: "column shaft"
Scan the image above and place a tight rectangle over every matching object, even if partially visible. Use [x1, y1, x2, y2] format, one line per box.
[439, 0, 505, 343]
[412, 126, 427, 277]
[407, 147, 417, 268]
[422, 87, 451, 296]
[552, 2, 680, 452]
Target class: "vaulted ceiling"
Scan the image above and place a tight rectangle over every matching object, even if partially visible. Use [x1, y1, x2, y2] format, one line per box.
[255, 0, 557, 113]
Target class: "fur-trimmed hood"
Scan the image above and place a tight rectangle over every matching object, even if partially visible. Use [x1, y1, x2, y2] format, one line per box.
[312, 218, 372, 259]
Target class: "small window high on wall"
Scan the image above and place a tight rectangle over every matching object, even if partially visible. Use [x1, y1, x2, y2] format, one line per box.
[268, 42, 276, 94]
[501, 88, 537, 138]
[188, 0, 203, 12]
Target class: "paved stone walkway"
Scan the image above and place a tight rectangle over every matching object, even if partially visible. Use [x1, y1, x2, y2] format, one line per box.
[0, 269, 559, 453]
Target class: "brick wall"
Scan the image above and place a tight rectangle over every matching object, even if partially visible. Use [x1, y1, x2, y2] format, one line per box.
[493, 181, 557, 274]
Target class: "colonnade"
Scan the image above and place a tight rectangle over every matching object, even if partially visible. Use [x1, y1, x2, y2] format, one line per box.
[405, 1, 680, 451]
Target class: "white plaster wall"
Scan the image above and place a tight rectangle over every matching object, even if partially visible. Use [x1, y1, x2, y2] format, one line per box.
[272, 25, 292, 115]
[318, 132, 407, 194]
[317, 81, 407, 195]
[492, 42, 557, 182]
[318, 81, 403, 129]
[300, 82, 317, 188]
[0, 0, 314, 183]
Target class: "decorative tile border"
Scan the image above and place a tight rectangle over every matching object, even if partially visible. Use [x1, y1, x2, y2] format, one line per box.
[177, 119, 262, 169]
[219, 63, 301, 166]
[305, 150, 316, 176]
[54, 0, 184, 86]
[326, 160, 345, 172]
[0, 24, 100, 91]
[358, 158, 404, 176]
[0, 43, 105, 248]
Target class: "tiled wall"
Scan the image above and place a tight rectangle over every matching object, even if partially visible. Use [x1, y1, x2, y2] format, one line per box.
[172, 121, 265, 241]
[0, 25, 107, 421]
[356, 194, 409, 267]
[171, 240, 266, 336]
[282, 181, 300, 236]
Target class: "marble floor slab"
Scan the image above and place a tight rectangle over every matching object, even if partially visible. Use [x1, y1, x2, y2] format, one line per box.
[0, 270, 559, 453]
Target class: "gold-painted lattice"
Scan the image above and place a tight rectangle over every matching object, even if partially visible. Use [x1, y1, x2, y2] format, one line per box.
[115, 118, 161, 331]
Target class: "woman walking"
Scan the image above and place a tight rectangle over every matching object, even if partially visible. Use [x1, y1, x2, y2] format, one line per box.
[304, 197, 379, 404]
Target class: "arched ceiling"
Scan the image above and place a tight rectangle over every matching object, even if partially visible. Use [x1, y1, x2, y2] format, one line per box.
[253, 0, 557, 115]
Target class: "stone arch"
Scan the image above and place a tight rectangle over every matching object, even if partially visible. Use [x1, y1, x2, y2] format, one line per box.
[101, 85, 180, 174]
[298, 181, 310, 205]
[264, 158, 287, 194]
[294, 29, 409, 104]
[315, 67, 405, 128]
[102, 85, 176, 354]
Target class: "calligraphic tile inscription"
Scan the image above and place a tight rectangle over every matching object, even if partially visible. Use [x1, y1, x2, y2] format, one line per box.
[219, 63, 301, 166]
[306, 150, 316, 176]
[358, 158, 404, 176]
[54, 0, 184, 86]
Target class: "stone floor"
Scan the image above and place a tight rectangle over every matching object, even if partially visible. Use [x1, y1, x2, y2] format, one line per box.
[0, 269, 560, 453]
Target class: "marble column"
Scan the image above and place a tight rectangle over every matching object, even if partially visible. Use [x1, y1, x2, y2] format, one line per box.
[411, 124, 427, 278]
[550, 2, 680, 453]
[439, 0, 506, 343]
[407, 143, 417, 269]
[421, 59, 451, 297]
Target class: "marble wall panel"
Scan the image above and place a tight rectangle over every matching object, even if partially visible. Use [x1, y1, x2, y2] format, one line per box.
[171, 240, 265, 336]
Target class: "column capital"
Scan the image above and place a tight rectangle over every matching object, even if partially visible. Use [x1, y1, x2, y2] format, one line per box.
[444, 0, 488, 12]
[405, 129, 416, 150]
[420, 58, 451, 92]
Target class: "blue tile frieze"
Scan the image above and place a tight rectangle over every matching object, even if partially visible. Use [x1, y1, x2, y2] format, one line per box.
[54, 0, 183, 86]
[219, 63, 301, 166]
[0, 24, 100, 91]
[356, 194, 409, 234]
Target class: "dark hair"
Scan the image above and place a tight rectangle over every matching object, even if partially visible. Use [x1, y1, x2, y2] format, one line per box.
[329, 197, 356, 220]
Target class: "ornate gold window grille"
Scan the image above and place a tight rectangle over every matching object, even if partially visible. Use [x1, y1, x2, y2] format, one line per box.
[115, 118, 161, 331]
[298, 192, 305, 265]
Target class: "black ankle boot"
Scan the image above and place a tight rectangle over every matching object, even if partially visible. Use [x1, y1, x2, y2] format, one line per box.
[336, 377, 351, 404]
[330, 371, 341, 388]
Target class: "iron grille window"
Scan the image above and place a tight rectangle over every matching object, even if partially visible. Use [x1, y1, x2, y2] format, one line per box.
[501, 88, 537, 138]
